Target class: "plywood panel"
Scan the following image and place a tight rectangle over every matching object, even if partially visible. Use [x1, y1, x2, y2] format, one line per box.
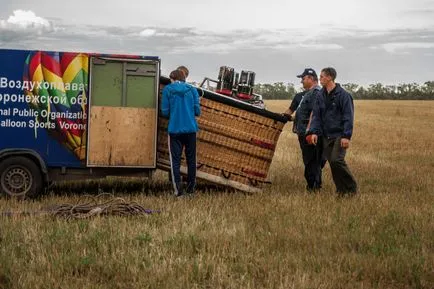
[88, 106, 156, 167]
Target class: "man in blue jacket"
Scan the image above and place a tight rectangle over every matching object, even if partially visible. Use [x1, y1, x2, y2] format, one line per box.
[177, 66, 189, 80]
[161, 69, 201, 197]
[293, 68, 324, 191]
[308, 67, 357, 196]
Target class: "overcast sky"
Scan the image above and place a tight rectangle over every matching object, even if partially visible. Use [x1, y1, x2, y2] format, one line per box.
[1, 0, 434, 86]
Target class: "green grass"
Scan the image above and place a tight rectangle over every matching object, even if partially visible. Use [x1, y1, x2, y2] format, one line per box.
[0, 100, 433, 289]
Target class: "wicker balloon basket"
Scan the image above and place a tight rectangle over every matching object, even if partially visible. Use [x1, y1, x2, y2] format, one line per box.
[157, 77, 287, 193]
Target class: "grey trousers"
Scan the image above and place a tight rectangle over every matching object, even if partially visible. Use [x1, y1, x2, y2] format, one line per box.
[323, 137, 358, 194]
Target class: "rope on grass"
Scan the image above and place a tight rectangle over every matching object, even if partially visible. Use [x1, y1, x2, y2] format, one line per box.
[1, 193, 160, 219]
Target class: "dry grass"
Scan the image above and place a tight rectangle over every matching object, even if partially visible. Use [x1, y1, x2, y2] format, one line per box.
[1, 100, 433, 289]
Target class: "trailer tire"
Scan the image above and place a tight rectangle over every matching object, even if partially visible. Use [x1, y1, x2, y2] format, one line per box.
[0, 156, 43, 198]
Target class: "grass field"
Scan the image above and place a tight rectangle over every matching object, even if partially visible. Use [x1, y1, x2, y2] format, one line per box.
[1, 100, 433, 289]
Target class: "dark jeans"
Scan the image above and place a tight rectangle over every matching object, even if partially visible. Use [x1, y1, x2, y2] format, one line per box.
[322, 137, 357, 194]
[169, 132, 197, 195]
[298, 134, 324, 190]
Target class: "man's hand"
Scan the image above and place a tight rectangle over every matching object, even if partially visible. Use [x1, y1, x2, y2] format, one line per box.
[282, 112, 292, 121]
[341, 138, 350, 149]
[282, 109, 294, 121]
[306, 134, 318, 145]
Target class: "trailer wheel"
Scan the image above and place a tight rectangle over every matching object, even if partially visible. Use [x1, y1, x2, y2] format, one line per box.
[0, 156, 43, 198]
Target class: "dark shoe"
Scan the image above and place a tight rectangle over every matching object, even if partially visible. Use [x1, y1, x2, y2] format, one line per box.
[185, 183, 196, 196]
[306, 184, 321, 193]
[186, 191, 195, 198]
[175, 191, 186, 198]
[337, 191, 357, 198]
[174, 182, 184, 197]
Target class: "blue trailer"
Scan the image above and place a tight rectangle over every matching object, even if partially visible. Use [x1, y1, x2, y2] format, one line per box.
[0, 48, 160, 197]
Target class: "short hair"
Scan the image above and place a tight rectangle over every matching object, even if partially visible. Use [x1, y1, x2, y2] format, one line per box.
[169, 69, 186, 82]
[177, 66, 189, 78]
[321, 67, 337, 81]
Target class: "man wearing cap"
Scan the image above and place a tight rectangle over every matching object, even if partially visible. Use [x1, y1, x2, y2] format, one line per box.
[308, 67, 357, 196]
[293, 68, 324, 192]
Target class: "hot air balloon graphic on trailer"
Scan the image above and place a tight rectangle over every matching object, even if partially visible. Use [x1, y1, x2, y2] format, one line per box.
[23, 51, 88, 161]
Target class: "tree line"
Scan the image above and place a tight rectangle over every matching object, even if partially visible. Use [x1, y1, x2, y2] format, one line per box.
[253, 81, 434, 100]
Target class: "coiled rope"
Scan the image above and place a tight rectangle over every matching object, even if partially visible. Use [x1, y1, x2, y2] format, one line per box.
[1, 193, 160, 219]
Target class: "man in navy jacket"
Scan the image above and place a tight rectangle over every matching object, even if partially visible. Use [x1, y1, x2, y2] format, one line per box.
[308, 67, 357, 196]
[293, 68, 324, 191]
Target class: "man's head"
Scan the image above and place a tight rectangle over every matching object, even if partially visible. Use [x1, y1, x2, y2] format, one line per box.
[177, 66, 189, 79]
[320, 67, 337, 87]
[297, 68, 318, 90]
[170, 69, 186, 82]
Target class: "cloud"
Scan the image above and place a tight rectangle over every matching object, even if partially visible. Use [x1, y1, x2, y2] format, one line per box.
[380, 42, 434, 53]
[1, 14, 432, 58]
[402, 8, 434, 16]
[139, 28, 156, 37]
[398, 7, 434, 28]
[3, 10, 430, 56]
[1, 11, 433, 84]
[0, 10, 52, 30]
[0, 10, 55, 43]
[298, 43, 343, 50]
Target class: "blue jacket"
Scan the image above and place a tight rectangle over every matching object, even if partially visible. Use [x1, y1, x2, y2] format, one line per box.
[309, 84, 354, 139]
[295, 85, 321, 135]
[161, 81, 201, 134]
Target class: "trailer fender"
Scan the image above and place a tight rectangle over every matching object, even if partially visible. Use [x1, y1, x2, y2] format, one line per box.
[0, 149, 48, 183]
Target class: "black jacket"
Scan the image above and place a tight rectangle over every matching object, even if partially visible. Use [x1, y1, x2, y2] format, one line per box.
[309, 84, 354, 139]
